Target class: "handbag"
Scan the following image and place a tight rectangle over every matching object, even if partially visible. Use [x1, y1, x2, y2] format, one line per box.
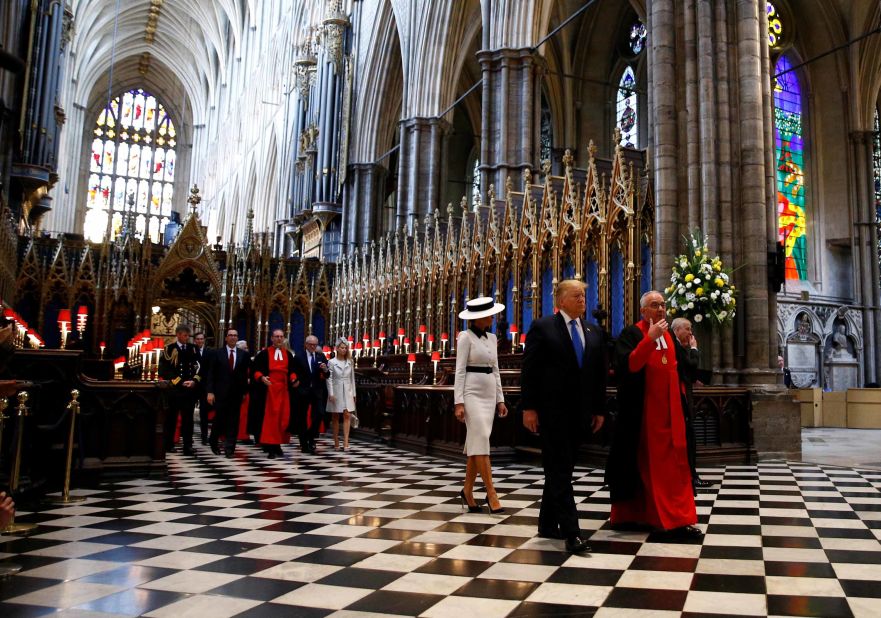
[350, 411, 359, 429]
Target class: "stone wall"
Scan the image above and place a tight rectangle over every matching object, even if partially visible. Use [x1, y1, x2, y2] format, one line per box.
[752, 387, 802, 461]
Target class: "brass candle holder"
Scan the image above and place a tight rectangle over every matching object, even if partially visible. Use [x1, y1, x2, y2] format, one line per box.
[0, 398, 22, 574]
[49, 390, 85, 505]
[3, 391, 37, 535]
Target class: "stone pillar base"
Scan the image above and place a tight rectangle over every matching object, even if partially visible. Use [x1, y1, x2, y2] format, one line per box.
[751, 386, 801, 461]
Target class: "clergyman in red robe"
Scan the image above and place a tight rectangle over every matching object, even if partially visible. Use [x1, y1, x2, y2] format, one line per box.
[248, 329, 299, 458]
[605, 290, 702, 538]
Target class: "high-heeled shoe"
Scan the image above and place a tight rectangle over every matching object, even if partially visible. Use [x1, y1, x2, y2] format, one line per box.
[459, 489, 483, 513]
[486, 495, 505, 515]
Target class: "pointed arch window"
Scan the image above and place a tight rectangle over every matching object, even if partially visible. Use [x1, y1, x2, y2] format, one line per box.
[767, 2, 784, 49]
[774, 55, 807, 280]
[617, 66, 638, 148]
[83, 89, 177, 243]
[540, 93, 553, 165]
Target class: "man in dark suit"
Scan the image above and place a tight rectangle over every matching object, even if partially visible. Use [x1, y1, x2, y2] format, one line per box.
[206, 328, 251, 457]
[158, 324, 202, 455]
[193, 331, 213, 444]
[671, 317, 713, 491]
[521, 279, 608, 554]
[292, 334, 329, 454]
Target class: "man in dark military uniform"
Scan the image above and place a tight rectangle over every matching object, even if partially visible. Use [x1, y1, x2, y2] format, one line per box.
[193, 331, 213, 444]
[158, 324, 202, 455]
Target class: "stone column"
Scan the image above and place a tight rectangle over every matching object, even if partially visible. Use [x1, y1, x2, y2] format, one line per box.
[476, 48, 543, 197]
[395, 116, 448, 232]
[851, 131, 881, 381]
[344, 162, 387, 247]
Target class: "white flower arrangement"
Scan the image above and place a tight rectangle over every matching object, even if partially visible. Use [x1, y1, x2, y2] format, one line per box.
[665, 231, 737, 327]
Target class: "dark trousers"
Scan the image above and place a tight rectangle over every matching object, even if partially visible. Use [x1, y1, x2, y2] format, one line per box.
[539, 431, 581, 538]
[165, 391, 196, 450]
[198, 394, 212, 441]
[293, 393, 325, 446]
[210, 393, 244, 453]
[685, 409, 699, 484]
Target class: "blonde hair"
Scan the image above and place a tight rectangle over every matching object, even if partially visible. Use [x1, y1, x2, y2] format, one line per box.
[334, 337, 351, 361]
[555, 279, 587, 305]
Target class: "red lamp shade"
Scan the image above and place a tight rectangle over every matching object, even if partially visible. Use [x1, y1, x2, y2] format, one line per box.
[427, 334, 435, 342]
[3, 308, 15, 321]
[140, 342, 153, 354]
[403, 337, 410, 344]
[373, 339, 380, 348]
[440, 332, 449, 341]
[114, 356, 126, 367]
[99, 341, 106, 348]
[397, 328, 406, 336]
[77, 305, 88, 317]
[510, 324, 519, 333]
[362, 332, 370, 340]
[407, 354, 416, 363]
[354, 342, 363, 350]
[520, 333, 527, 344]
[393, 338, 399, 346]
[322, 346, 331, 354]
[57, 309, 72, 326]
[378, 331, 386, 339]
[418, 324, 427, 333]
[153, 337, 164, 348]
[431, 351, 440, 361]
[347, 335, 354, 342]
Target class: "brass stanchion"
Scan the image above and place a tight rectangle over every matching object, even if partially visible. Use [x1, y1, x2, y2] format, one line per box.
[0, 398, 24, 575]
[49, 390, 85, 505]
[3, 391, 37, 535]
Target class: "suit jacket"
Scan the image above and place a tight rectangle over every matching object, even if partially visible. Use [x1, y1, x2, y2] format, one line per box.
[294, 349, 329, 399]
[206, 346, 251, 402]
[521, 313, 608, 437]
[158, 341, 202, 389]
[195, 346, 211, 394]
[673, 338, 700, 416]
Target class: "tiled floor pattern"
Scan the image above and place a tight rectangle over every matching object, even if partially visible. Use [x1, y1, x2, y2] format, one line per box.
[1, 439, 881, 617]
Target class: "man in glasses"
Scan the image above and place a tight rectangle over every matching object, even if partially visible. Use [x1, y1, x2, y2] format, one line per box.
[606, 290, 702, 539]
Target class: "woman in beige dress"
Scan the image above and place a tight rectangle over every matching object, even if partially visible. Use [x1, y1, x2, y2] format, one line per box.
[327, 338, 357, 450]
[454, 297, 508, 514]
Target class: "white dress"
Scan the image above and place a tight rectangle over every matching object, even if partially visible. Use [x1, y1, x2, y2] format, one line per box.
[326, 358, 356, 413]
[454, 329, 505, 456]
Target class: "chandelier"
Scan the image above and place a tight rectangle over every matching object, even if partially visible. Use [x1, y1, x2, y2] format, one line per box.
[293, 28, 317, 101]
[320, 0, 349, 72]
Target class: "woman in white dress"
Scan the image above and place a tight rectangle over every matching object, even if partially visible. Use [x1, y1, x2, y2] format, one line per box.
[454, 297, 508, 514]
[327, 338, 357, 450]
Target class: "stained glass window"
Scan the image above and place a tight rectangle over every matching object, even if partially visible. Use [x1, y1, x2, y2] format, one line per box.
[83, 88, 177, 243]
[540, 93, 552, 166]
[767, 2, 783, 48]
[617, 66, 638, 148]
[774, 55, 807, 280]
[471, 158, 480, 207]
[629, 20, 647, 55]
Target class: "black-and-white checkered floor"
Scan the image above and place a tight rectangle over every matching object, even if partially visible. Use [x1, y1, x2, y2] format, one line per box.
[2, 439, 881, 617]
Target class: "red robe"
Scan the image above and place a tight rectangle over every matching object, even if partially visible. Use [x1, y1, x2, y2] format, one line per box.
[252, 349, 295, 445]
[610, 323, 696, 530]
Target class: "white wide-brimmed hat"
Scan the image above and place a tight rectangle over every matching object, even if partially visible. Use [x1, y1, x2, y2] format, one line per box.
[458, 296, 505, 320]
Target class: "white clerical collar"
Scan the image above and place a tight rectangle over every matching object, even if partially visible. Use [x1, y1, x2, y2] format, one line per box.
[656, 335, 668, 350]
[274, 347, 284, 361]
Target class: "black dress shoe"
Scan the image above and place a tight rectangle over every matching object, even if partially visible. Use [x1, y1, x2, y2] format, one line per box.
[210, 444, 221, 456]
[565, 536, 591, 554]
[224, 450, 234, 458]
[668, 525, 704, 540]
[182, 447, 194, 456]
[695, 479, 714, 488]
[537, 527, 563, 539]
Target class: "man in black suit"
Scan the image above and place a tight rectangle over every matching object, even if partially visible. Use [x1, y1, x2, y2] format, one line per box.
[158, 324, 202, 455]
[671, 317, 713, 491]
[521, 279, 608, 554]
[206, 328, 251, 457]
[193, 331, 212, 444]
[292, 335, 329, 453]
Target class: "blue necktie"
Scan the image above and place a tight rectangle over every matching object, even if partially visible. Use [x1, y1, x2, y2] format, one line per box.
[570, 319, 584, 368]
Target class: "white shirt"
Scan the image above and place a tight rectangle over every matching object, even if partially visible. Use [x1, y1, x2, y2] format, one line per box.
[559, 309, 585, 348]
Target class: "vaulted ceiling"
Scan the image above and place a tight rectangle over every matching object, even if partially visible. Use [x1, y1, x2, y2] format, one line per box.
[67, 0, 253, 122]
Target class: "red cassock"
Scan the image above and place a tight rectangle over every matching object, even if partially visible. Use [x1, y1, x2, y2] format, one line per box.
[238, 393, 250, 440]
[253, 352, 292, 445]
[610, 324, 696, 530]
